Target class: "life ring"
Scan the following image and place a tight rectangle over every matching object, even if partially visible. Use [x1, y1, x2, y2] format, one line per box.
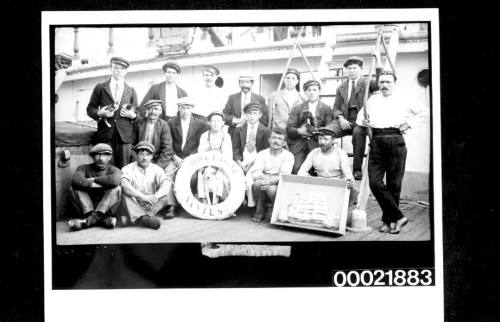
[174, 151, 246, 220]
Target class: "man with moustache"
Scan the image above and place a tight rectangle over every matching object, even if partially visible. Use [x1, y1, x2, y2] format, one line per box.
[133, 99, 173, 170]
[121, 141, 172, 230]
[249, 127, 294, 222]
[357, 71, 425, 234]
[86, 57, 138, 169]
[139, 61, 188, 121]
[286, 79, 333, 174]
[67, 143, 122, 231]
[297, 127, 358, 207]
[223, 75, 268, 138]
[332, 56, 370, 180]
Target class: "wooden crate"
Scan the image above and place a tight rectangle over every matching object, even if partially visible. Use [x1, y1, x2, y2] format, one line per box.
[270, 174, 350, 235]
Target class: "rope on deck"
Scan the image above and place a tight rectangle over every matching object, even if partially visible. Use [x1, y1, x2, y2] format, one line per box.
[200, 243, 291, 258]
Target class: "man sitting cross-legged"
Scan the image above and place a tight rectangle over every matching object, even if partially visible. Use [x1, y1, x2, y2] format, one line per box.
[121, 141, 172, 230]
[68, 143, 122, 231]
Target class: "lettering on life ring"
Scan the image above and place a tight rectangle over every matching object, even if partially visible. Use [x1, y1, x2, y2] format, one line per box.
[174, 151, 246, 220]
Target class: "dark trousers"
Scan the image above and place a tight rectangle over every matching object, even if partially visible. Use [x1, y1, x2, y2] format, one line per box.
[252, 181, 278, 220]
[104, 132, 131, 170]
[368, 134, 407, 224]
[329, 120, 368, 173]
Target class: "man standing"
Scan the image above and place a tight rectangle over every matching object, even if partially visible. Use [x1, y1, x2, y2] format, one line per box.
[332, 56, 369, 180]
[139, 61, 188, 120]
[121, 141, 172, 230]
[267, 68, 305, 129]
[249, 127, 294, 223]
[133, 99, 173, 170]
[68, 143, 122, 231]
[297, 127, 357, 206]
[357, 71, 425, 234]
[192, 64, 227, 120]
[164, 97, 209, 218]
[286, 79, 333, 174]
[223, 75, 268, 138]
[86, 56, 138, 169]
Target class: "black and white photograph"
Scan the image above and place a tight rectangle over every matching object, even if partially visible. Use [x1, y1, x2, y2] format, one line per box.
[42, 9, 443, 322]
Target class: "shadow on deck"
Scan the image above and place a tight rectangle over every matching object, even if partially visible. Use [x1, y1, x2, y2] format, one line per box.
[56, 196, 431, 245]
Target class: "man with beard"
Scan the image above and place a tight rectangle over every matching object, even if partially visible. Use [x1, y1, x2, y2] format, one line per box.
[139, 61, 188, 121]
[68, 143, 122, 231]
[121, 141, 172, 230]
[332, 56, 370, 180]
[297, 127, 357, 206]
[133, 99, 173, 170]
[286, 79, 333, 174]
[357, 71, 425, 234]
[86, 57, 138, 169]
[249, 127, 294, 222]
[223, 75, 268, 138]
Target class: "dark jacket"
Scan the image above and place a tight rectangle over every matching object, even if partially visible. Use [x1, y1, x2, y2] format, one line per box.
[286, 101, 333, 154]
[223, 92, 268, 128]
[167, 116, 210, 159]
[332, 77, 369, 123]
[232, 122, 271, 162]
[86, 79, 139, 144]
[139, 81, 188, 120]
[133, 118, 173, 169]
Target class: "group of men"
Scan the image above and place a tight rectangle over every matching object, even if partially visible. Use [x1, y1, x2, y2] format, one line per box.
[68, 55, 422, 234]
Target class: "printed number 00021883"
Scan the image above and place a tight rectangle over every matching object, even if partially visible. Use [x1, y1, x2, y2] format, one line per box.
[332, 268, 434, 287]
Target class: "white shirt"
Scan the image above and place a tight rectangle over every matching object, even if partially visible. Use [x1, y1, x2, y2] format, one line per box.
[356, 92, 426, 130]
[164, 83, 179, 117]
[347, 77, 360, 102]
[109, 78, 124, 104]
[180, 117, 191, 150]
[193, 85, 226, 116]
[245, 123, 258, 145]
[240, 91, 251, 112]
[308, 100, 319, 117]
[121, 162, 167, 195]
[250, 148, 294, 179]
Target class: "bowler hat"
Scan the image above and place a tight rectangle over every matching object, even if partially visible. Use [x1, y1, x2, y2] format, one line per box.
[110, 56, 130, 68]
[303, 79, 321, 91]
[243, 102, 263, 113]
[162, 61, 181, 73]
[89, 143, 113, 156]
[143, 99, 163, 110]
[343, 56, 363, 68]
[134, 141, 156, 154]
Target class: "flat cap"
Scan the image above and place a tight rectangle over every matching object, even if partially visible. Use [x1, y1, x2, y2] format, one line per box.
[162, 61, 181, 73]
[176, 96, 195, 107]
[203, 64, 220, 75]
[89, 143, 113, 155]
[143, 99, 163, 110]
[238, 75, 254, 81]
[285, 68, 300, 78]
[313, 127, 337, 137]
[110, 56, 130, 68]
[303, 79, 321, 91]
[243, 102, 263, 113]
[343, 56, 363, 68]
[207, 110, 224, 121]
[134, 141, 156, 154]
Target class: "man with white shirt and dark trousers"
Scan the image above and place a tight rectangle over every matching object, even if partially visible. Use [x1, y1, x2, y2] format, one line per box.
[139, 61, 188, 121]
[223, 75, 268, 138]
[286, 79, 333, 174]
[164, 97, 209, 218]
[357, 71, 425, 234]
[332, 56, 370, 180]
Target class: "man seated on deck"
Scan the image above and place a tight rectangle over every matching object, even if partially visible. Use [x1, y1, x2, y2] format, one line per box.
[297, 127, 358, 207]
[164, 96, 210, 218]
[248, 127, 294, 223]
[132, 99, 174, 170]
[121, 141, 172, 230]
[68, 143, 122, 231]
